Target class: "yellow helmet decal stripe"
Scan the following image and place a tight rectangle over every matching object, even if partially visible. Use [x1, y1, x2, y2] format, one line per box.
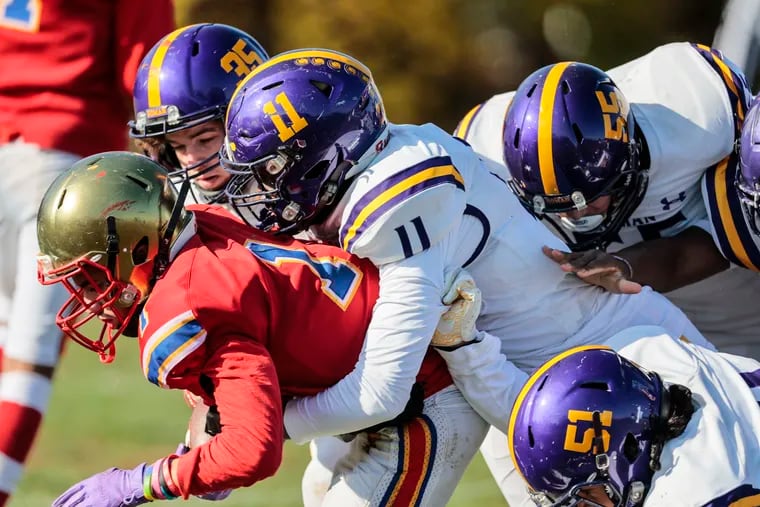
[537, 62, 572, 196]
[147, 26, 190, 108]
[507, 343, 612, 484]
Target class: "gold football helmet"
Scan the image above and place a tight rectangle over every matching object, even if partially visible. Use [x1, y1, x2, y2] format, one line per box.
[37, 151, 192, 362]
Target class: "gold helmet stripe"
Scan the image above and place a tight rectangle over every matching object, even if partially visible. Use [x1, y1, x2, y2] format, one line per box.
[537, 62, 572, 196]
[147, 26, 192, 108]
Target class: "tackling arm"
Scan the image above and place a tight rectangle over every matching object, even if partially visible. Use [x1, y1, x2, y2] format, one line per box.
[283, 246, 447, 444]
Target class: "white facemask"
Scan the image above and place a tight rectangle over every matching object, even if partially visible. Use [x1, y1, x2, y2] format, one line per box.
[559, 213, 606, 233]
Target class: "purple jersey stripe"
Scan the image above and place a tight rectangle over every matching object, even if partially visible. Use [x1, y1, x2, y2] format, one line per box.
[340, 156, 464, 251]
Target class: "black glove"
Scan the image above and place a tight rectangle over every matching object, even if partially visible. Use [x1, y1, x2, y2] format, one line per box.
[338, 382, 425, 442]
[205, 404, 222, 436]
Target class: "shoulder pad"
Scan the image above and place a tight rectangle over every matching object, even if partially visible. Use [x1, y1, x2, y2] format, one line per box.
[702, 154, 760, 271]
[454, 91, 515, 168]
[339, 154, 466, 264]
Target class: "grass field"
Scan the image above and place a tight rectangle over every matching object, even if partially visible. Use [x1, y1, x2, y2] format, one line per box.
[11, 339, 507, 506]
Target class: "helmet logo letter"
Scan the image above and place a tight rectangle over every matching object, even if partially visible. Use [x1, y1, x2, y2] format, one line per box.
[263, 91, 309, 142]
[563, 409, 613, 453]
[595, 91, 628, 142]
[221, 38, 265, 79]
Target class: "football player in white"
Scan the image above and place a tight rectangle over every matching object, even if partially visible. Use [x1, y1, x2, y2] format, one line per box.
[457, 42, 760, 360]
[219, 48, 713, 505]
[508, 325, 760, 507]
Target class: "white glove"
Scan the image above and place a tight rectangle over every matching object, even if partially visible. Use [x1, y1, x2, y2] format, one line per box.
[432, 270, 482, 349]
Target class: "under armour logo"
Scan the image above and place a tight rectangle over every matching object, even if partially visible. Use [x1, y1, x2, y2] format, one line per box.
[660, 191, 687, 211]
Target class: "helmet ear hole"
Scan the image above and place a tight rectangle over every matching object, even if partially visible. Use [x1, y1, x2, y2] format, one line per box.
[623, 432, 640, 462]
[131, 236, 150, 265]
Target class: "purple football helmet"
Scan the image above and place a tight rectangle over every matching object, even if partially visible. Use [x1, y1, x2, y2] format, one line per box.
[509, 346, 667, 507]
[129, 23, 269, 198]
[504, 62, 646, 251]
[220, 49, 387, 233]
[737, 98, 760, 235]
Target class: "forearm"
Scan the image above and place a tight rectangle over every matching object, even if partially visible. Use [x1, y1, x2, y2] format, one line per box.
[173, 341, 284, 497]
[616, 226, 728, 292]
[437, 331, 527, 434]
[284, 261, 445, 444]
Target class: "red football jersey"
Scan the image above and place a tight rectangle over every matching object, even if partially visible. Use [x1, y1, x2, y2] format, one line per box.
[139, 205, 452, 496]
[0, 0, 174, 157]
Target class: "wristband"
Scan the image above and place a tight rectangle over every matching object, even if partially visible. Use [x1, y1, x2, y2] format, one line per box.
[611, 255, 634, 279]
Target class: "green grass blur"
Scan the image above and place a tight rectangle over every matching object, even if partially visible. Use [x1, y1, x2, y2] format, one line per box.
[11, 338, 506, 506]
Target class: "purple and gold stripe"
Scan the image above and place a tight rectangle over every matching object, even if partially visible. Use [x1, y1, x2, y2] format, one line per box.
[379, 415, 437, 506]
[453, 102, 485, 140]
[537, 62, 573, 195]
[507, 344, 611, 484]
[703, 153, 760, 271]
[340, 156, 465, 252]
[692, 43, 751, 137]
[147, 26, 191, 108]
[702, 484, 760, 506]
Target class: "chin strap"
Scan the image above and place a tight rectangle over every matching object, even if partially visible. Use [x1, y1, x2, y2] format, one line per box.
[105, 216, 119, 274]
[153, 178, 191, 280]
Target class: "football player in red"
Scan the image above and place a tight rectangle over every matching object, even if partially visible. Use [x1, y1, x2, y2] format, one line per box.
[0, 1, 173, 504]
[38, 152, 488, 506]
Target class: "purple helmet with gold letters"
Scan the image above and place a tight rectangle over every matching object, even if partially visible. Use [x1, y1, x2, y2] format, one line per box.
[503, 62, 646, 251]
[737, 98, 760, 235]
[220, 48, 387, 233]
[129, 23, 269, 193]
[508, 346, 668, 507]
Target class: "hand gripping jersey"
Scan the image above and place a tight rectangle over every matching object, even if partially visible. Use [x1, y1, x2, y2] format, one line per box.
[138, 205, 452, 496]
[458, 42, 760, 356]
[605, 326, 760, 506]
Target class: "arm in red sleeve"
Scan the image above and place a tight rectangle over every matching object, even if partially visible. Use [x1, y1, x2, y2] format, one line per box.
[114, 0, 175, 104]
[171, 337, 284, 498]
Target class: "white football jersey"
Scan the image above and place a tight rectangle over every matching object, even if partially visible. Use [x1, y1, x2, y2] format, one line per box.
[458, 42, 760, 357]
[605, 326, 760, 506]
[318, 122, 709, 370]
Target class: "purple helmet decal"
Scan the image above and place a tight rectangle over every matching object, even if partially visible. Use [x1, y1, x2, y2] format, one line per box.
[508, 345, 666, 507]
[503, 62, 646, 251]
[220, 48, 387, 233]
[737, 98, 760, 235]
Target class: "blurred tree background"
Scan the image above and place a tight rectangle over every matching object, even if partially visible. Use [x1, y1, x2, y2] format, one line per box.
[174, 0, 727, 131]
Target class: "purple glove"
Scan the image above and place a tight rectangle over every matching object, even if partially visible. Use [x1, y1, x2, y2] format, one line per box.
[174, 443, 232, 501]
[52, 464, 147, 507]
